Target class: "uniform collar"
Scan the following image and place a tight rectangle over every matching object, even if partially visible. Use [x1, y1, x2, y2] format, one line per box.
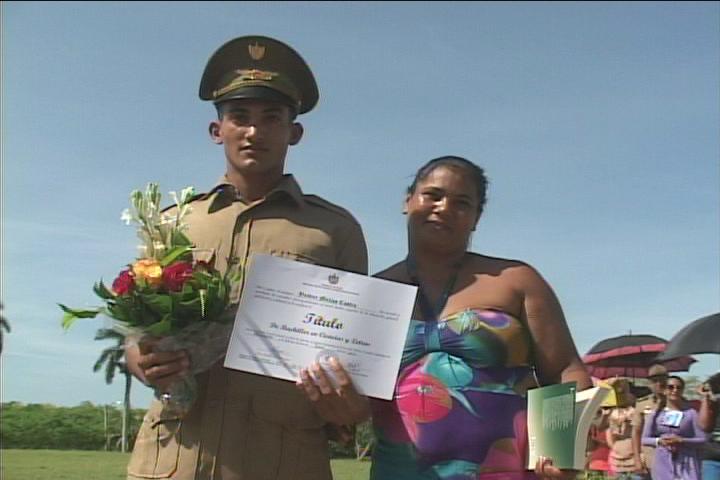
[206, 174, 305, 212]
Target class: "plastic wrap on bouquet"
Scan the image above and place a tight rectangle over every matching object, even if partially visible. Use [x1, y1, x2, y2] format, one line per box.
[58, 184, 241, 418]
[123, 321, 234, 416]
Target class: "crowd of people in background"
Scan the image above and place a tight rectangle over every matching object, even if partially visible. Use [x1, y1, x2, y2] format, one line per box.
[586, 365, 720, 480]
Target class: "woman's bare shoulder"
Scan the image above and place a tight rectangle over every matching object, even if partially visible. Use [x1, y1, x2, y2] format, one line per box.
[469, 253, 535, 274]
[469, 254, 552, 295]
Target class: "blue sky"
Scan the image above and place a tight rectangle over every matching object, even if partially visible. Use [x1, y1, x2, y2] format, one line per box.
[3, 1, 719, 409]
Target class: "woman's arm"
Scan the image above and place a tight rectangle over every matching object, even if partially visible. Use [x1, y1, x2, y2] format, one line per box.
[519, 264, 592, 390]
[605, 424, 615, 449]
[697, 384, 718, 432]
[641, 410, 660, 447]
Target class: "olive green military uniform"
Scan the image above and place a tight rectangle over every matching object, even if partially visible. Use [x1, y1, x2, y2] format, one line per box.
[127, 33, 367, 480]
[127, 175, 368, 480]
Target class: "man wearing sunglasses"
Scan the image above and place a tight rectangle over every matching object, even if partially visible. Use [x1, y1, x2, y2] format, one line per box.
[631, 364, 669, 480]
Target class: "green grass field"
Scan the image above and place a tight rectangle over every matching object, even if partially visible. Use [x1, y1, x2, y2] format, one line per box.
[1, 450, 371, 480]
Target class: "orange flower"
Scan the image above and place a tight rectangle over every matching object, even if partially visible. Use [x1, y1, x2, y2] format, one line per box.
[132, 258, 163, 286]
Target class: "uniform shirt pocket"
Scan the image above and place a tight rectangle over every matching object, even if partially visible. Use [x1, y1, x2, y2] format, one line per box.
[243, 388, 331, 480]
[127, 405, 184, 479]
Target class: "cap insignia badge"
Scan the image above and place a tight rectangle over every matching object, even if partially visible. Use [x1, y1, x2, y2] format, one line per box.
[248, 43, 265, 60]
[212, 69, 279, 98]
[238, 69, 276, 81]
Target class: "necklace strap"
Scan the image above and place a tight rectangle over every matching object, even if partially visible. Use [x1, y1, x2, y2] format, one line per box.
[406, 255, 464, 321]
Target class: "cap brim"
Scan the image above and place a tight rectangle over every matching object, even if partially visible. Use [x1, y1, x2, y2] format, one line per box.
[214, 85, 297, 110]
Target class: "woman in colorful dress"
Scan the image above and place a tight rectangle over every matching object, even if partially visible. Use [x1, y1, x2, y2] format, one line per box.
[641, 376, 708, 480]
[298, 156, 592, 479]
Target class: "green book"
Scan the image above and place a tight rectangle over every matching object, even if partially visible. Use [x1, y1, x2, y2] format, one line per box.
[526, 382, 611, 470]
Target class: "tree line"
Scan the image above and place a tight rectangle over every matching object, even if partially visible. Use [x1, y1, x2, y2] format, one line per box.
[1, 402, 145, 450]
[1, 401, 371, 458]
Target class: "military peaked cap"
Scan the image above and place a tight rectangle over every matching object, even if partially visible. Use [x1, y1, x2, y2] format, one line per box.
[647, 364, 668, 378]
[199, 35, 319, 114]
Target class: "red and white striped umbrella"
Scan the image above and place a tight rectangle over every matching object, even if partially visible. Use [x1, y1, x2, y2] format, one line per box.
[582, 334, 695, 379]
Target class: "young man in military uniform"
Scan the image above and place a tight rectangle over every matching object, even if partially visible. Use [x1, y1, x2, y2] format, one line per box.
[631, 364, 669, 480]
[125, 35, 369, 480]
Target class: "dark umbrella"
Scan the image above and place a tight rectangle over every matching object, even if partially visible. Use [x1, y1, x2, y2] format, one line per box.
[659, 312, 720, 360]
[583, 334, 695, 379]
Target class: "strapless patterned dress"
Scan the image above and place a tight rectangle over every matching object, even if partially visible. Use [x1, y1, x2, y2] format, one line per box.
[370, 309, 539, 480]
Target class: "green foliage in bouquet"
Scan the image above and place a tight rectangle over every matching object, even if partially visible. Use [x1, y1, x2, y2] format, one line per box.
[60, 183, 237, 335]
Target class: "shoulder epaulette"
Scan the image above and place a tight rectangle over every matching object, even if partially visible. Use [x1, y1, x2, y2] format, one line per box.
[304, 194, 359, 222]
[186, 191, 214, 203]
[160, 189, 217, 213]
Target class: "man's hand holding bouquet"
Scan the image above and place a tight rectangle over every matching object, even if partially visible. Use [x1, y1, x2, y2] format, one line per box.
[60, 184, 239, 415]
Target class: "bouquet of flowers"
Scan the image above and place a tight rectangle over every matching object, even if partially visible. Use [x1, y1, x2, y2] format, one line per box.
[60, 183, 239, 415]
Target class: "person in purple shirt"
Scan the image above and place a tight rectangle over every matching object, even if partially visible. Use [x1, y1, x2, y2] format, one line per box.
[642, 376, 709, 480]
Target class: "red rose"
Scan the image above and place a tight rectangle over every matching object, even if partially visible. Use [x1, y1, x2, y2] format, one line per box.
[163, 261, 193, 291]
[112, 269, 135, 295]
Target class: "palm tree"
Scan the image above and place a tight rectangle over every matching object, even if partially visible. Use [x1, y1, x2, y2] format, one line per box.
[93, 328, 131, 452]
[0, 302, 10, 354]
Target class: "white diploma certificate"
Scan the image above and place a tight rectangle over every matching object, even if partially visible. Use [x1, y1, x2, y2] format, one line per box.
[224, 254, 418, 399]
